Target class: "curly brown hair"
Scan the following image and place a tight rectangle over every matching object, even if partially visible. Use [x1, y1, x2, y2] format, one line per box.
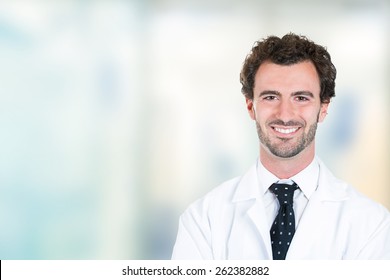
[240, 33, 336, 103]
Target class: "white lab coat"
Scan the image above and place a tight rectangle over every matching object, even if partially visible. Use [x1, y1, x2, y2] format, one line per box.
[172, 158, 390, 259]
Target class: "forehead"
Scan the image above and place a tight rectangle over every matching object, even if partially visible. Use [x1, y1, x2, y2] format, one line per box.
[254, 60, 321, 96]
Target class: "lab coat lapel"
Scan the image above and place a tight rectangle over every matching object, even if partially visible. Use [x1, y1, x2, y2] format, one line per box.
[286, 187, 328, 259]
[286, 159, 350, 259]
[232, 164, 273, 259]
[246, 200, 273, 258]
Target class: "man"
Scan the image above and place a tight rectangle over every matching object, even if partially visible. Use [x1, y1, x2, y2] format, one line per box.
[171, 33, 390, 259]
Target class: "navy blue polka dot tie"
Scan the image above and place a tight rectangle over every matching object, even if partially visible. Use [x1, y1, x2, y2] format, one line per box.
[269, 182, 298, 260]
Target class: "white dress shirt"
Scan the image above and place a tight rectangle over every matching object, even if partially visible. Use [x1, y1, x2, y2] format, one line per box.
[257, 157, 320, 229]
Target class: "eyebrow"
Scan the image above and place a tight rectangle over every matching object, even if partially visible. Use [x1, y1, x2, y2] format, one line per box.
[258, 90, 314, 98]
[292, 91, 315, 98]
[258, 90, 281, 97]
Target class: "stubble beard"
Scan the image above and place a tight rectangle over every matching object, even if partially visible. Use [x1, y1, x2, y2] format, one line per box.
[256, 118, 318, 159]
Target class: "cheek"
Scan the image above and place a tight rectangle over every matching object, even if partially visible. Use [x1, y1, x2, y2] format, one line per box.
[299, 110, 321, 126]
[253, 109, 269, 125]
[254, 104, 273, 119]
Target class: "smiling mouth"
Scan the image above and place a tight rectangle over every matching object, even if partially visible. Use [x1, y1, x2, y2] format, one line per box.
[272, 127, 300, 134]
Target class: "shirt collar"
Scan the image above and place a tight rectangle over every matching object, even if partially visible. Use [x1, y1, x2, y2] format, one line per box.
[257, 157, 320, 199]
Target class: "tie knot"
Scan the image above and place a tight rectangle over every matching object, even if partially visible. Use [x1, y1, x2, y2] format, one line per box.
[270, 183, 298, 205]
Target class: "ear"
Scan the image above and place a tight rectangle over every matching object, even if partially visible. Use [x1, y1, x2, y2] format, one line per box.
[246, 98, 256, 120]
[318, 102, 329, 123]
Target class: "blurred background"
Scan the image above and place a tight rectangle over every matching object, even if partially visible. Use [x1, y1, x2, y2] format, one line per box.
[0, 0, 389, 259]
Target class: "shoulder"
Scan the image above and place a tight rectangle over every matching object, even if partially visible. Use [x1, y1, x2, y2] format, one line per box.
[183, 176, 241, 216]
[318, 158, 390, 221]
[182, 162, 260, 216]
[345, 183, 390, 220]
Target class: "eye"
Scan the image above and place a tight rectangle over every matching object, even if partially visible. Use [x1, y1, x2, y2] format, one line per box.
[295, 96, 309, 102]
[263, 95, 278, 101]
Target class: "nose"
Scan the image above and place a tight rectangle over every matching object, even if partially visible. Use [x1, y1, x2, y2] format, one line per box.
[275, 100, 295, 123]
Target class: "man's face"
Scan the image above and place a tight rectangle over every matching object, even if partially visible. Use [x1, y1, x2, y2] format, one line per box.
[246, 60, 329, 159]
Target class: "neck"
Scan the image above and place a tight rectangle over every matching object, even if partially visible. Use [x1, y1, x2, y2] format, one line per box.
[259, 143, 315, 179]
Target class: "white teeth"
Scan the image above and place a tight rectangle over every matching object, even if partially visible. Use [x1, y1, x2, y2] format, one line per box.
[274, 127, 298, 134]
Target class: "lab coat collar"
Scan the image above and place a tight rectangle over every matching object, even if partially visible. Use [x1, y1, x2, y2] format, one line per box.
[316, 157, 350, 202]
[232, 164, 261, 202]
[232, 157, 350, 203]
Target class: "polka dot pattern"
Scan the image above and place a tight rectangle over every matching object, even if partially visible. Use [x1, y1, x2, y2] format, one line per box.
[269, 182, 298, 260]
